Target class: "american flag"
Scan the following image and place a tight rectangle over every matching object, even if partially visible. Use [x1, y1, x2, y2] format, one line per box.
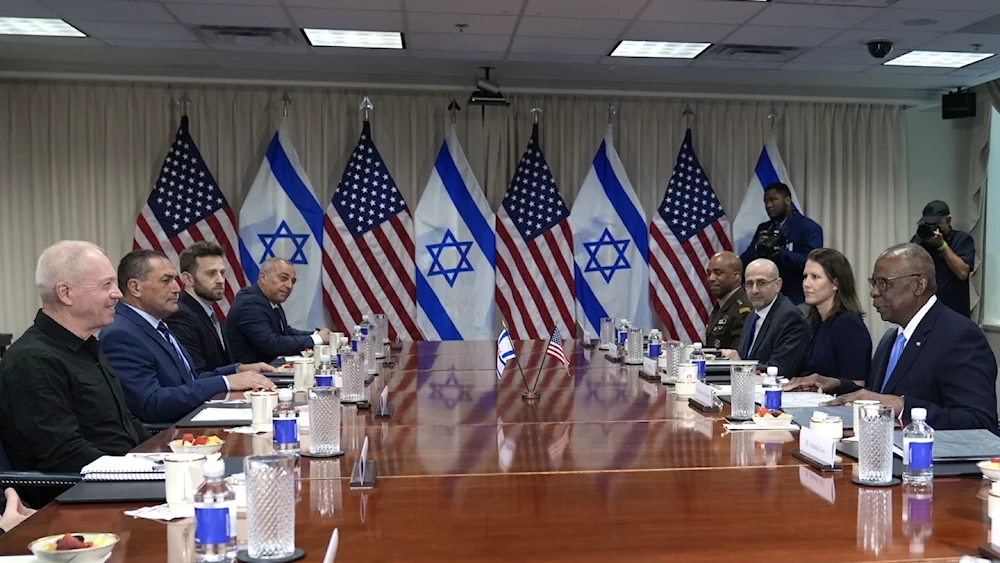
[322, 121, 420, 340]
[545, 326, 570, 368]
[649, 129, 732, 343]
[133, 116, 245, 319]
[496, 124, 575, 340]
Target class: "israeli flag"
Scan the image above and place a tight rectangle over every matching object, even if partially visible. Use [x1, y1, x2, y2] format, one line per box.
[732, 137, 803, 255]
[496, 329, 515, 379]
[414, 126, 495, 341]
[569, 125, 651, 337]
[239, 121, 326, 329]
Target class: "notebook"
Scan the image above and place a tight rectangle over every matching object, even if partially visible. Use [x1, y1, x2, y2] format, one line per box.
[80, 455, 165, 481]
[892, 429, 1000, 461]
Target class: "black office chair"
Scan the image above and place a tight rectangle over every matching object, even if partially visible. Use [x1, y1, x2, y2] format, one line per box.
[0, 439, 81, 508]
[142, 422, 172, 436]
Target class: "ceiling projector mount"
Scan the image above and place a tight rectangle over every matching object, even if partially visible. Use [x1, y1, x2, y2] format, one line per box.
[468, 66, 510, 107]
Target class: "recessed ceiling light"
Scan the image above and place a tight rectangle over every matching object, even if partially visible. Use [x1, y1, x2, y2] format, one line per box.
[884, 50, 994, 68]
[610, 40, 711, 59]
[302, 29, 404, 49]
[0, 17, 86, 37]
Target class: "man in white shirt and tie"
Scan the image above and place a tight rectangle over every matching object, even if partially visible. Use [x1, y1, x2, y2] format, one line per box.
[786, 244, 997, 432]
[168, 242, 235, 373]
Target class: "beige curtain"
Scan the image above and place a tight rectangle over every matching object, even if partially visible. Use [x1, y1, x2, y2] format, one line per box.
[0, 80, 907, 341]
[967, 88, 992, 324]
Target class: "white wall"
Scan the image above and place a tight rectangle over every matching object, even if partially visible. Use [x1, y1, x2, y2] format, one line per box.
[904, 106, 973, 233]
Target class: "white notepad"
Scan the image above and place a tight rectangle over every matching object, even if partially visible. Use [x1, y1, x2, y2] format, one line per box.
[190, 407, 253, 424]
[81, 455, 165, 481]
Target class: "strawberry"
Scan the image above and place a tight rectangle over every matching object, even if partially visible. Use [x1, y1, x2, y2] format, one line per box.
[56, 534, 87, 551]
[194, 436, 209, 446]
[182, 433, 194, 444]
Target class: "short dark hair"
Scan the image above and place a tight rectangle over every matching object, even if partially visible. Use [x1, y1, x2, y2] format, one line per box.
[179, 241, 225, 275]
[118, 249, 169, 290]
[764, 182, 792, 199]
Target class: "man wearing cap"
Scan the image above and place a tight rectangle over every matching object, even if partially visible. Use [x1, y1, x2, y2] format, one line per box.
[911, 200, 974, 317]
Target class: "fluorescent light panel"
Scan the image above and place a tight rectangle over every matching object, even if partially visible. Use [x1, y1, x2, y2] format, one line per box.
[610, 40, 711, 59]
[0, 17, 86, 37]
[303, 29, 403, 49]
[884, 50, 994, 68]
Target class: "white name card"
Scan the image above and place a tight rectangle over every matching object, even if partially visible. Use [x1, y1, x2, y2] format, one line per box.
[693, 381, 716, 409]
[642, 357, 658, 378]
[360, 436, 369, 476]
[799, 426, 836, 467]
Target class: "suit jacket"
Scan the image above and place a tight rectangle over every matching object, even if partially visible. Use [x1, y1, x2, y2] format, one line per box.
[737, 294, 810, 378]
[839, 300, 998, 433]
[225, 284, 315, 364]
[100, 302, 236, 423]
[166, 292, 232, 373]
[739, 211, 823, 304]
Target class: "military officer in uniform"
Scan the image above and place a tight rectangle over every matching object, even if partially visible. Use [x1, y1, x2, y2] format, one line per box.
[705, 251, 751, 349]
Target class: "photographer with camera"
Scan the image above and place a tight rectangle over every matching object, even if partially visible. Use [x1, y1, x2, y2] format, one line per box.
[739, 182, 823, 305]
[911, 200, 974, 317]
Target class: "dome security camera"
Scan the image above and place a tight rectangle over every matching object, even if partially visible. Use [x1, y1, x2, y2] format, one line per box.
[867, 40, 894, 59]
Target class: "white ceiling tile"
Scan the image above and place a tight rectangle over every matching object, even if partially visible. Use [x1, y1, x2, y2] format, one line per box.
[407, 13, 516, 35]
[288, 8, 401, 30]
[855, 9, 992, 32]
[285, 0, 399, 8]
[510, 36, 615, 55]
[889, 0, 1000, 11]
[691, 59, 783, 70]
[42, 0, 175, 23]
[524, 0, 647, 20]
[865, 63, 956, 75]
[517, 17, 628, 39]
[790, 46, 881, 64]
[0, 35, 102, 45]
[723, 25, 842, 48]
[599, 56, 691, 66]
[163, 3, 291, 27]
[821, 29, 942, 50]
[406, 32, 510, 51]
[507, 52, 603, 64]
[960, 53, 1000, 68]
[0, 0, 57, 18]
[104, 38, 206, 49]
[409, 49, 504, 60]
[405, 0, 522, 15]
[640, 0, 767, 24]
[916, 33, 1000, 52]
[624, 22, 736, 43]
[781, 62, 874, 72]
[748, 4, 880, 29]
[73, 21, 196, 41]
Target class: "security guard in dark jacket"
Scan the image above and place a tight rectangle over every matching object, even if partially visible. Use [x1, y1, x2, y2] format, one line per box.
[705, 251, 752, 349]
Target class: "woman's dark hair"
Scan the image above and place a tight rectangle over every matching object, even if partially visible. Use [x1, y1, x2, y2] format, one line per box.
[805, 247, 865, 326]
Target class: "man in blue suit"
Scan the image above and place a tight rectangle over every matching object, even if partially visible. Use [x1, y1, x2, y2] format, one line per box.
[786, 244, 998, 433]
[739, 182, 823, 305]
[101, 250, 276, 424]
[226, 258, 331, 364]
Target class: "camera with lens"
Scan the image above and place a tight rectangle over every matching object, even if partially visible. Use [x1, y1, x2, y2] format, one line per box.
[754, 226, 787, 258]
[916, 221, 938, 240]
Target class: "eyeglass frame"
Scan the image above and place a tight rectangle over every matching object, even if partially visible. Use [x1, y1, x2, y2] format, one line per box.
[744, 278, 779, 290]
[867, 273, 921, 292]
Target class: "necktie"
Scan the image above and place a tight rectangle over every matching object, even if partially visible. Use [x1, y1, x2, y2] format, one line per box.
[210, 312, 225, 350]
[276, 306, 289, 334]
[880, 332, 907, 393]
[740, 312, 759, 358]
[158, 322, 197, 382]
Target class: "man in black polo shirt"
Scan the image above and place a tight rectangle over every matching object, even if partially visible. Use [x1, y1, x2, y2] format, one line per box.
[911, 200, 974, 317]
[0, 241, 150, 474]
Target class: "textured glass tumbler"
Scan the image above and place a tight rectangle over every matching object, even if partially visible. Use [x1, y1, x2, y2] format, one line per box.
[858, 404, 895, 484]
[857, 488, 893, 555]
[373, 313, 388, 357]
[341, 350, 364, 403]
[245, 455, 296, 559]
[363, 334, 379, 375]
[308, 387, 341, 455]
[599, 317, 613, 349]
[730, 362, 757, 419]
[625, 326, 644, 365]
[665, 341, 684, 381]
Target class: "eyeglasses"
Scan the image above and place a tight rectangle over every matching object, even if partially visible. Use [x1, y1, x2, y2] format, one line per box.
[867, 274, 921, 292]
[745, 278, 778, 289]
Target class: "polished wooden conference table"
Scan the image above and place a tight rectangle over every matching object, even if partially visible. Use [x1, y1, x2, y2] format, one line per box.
[0, 340, 995, 561]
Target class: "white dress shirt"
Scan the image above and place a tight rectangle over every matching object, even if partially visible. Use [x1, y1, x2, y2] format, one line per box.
[897, 295, 937, 340]
[750, 294, 778, 352]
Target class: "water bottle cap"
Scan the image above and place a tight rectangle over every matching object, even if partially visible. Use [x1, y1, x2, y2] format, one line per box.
[353, 325, 361, 331]
[278, 388, 293, 402]
[203, 459, 225, 478]
[319, 354, 331, 363]
[766, 366, 778, 376]
[693, 343, 702, 350]
[910, 407, 927, 420]
[362, 314, 369, 321]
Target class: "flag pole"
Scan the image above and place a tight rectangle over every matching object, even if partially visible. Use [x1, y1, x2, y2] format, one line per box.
[360, 96, 373, 122]
[529, 330, 554, 395]
[767, 104, 777, 133]
[683, 104, 694, 130]
[501, 319, 536, 400]
[448, 99, 460, 124]
[281, 92, 292, 118]
[177, 92, 191, 118]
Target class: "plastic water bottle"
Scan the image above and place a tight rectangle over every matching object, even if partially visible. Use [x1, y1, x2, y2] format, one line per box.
[903, 407, 934, 484]
[689, 343, 707, 381]
[315, 354, 333, 387]
[194, 459, 236, 562]
[763, 366, 782, 410]
[272, 388, 300, 455]
[351, 325, 362, 352]
[648, 329, 662, 359]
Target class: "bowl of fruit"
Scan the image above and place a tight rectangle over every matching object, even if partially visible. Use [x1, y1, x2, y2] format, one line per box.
[978, 458, 1000, 481]
[169, 434, 224, 455]
[29, 533, 119, 562]
[753, 406, 793, 428]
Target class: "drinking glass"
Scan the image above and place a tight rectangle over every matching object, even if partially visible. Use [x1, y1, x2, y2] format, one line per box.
[665, 341, 684, 382]
[625, 326, 644, 365]
[373, 314, 388, 359]
[599, 317, 613, 350]
[729, 361, 757, 420]
[341, 349, 364, 403]
[308, 387, 341, 455]
[245, 455, 296, 559]
[858, 404, 894, 484]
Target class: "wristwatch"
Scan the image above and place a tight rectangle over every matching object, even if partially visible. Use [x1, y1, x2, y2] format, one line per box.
[938, 242, 948, 252]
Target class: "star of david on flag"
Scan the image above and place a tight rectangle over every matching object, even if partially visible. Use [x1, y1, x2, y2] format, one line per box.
[426, 229, 475, 287]
[583, 228, 631, 283]
[258, 220, 310, 264]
